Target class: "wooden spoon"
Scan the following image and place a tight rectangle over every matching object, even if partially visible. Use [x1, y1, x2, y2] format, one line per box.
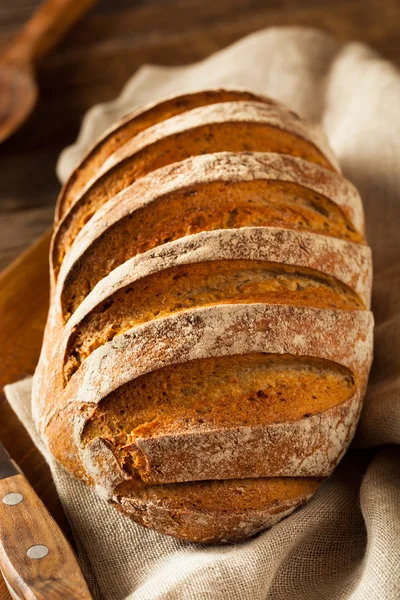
[0, 0, 97, 143]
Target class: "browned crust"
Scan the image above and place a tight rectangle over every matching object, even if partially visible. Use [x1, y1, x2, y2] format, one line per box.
[33, 89, 373, 544]
[53, 152, 366, 317]
[56, 88, 275, 222]
[51, 103, 340, 280]
[36, 304, 373, 484]
[120, 388, 363, 484]
[114, 481, 321, 544]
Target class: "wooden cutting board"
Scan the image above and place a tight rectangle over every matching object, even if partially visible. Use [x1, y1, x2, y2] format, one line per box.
[0, 229, 72, 600]
[0, 230, 50, 391]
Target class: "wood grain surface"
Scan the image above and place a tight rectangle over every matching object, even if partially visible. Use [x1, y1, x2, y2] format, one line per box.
[0, 0, 399, 597]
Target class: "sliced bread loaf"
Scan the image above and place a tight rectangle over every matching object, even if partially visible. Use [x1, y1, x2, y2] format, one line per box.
[33, 89, 373, 543]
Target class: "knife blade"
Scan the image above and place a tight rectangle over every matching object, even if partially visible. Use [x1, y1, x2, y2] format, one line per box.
[0, 441, 93, 599]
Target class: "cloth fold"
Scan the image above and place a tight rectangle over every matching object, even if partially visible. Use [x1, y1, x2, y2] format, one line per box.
[4, 26, 400, 600]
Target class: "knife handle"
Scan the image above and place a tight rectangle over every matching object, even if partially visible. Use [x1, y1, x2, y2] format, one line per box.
[0, 473, 92, 600]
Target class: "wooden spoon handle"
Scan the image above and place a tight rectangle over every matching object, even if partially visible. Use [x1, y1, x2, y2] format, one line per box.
[3, 0, 97, 65]
[0, 473, 92, 599]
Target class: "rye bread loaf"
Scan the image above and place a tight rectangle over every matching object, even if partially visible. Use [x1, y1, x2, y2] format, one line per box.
[33, 89, 373, 544]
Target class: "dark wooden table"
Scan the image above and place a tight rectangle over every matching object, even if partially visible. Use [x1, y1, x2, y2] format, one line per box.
[0, 0, 399, 597]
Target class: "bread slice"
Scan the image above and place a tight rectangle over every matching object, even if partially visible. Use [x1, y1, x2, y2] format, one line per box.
[114, 477, 323, 544]
[73, 305, 371, 484]
[55, 151, 365, 315]
[52, 104, 339, 278]
[36, 304, 372, 490]
[56, 89, 274, 221]
[82, 353, 361, 483]
[60, 227, 371, 381]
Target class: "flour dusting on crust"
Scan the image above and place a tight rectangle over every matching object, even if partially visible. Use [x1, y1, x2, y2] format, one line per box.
[56, 150, 362, 296]
[32, 89, 374, 544]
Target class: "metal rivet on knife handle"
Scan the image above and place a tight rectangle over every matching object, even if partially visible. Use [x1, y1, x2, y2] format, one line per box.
[26, 544, 49, 559]
[2, 493, 24, 505]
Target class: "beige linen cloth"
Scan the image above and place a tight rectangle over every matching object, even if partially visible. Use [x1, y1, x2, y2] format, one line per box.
[4, 26, 400, 600]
